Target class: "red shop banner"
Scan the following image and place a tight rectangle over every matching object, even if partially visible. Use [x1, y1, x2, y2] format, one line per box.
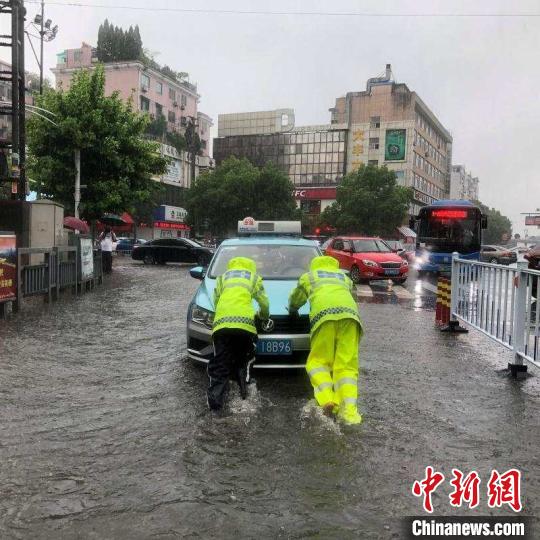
[292, 188, 337, 200]
[0, 233, 17, 302]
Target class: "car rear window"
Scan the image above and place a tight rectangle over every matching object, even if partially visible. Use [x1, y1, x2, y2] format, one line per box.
[208, 244, 320, 279]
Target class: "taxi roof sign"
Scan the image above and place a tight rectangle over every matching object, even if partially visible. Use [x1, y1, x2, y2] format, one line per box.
[238, 218, 301, 236]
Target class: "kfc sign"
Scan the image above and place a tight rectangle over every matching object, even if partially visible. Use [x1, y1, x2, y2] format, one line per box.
[292, 188, 337, 200]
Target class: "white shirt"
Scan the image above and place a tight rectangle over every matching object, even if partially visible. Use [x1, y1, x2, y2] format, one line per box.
[100, 233, 114, 252]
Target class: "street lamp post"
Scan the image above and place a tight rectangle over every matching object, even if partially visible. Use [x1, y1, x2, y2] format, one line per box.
[25, 2, 58, 95]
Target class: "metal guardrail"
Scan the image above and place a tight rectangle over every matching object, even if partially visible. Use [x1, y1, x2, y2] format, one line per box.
[14, 246, 104, 310]
[451, 254, 540, 370]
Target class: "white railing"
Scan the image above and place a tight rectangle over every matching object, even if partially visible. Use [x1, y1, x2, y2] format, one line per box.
[451, 254, 540, 370]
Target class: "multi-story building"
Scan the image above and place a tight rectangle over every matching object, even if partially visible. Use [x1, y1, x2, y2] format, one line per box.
[450, 165, 479, 201]
[214, 65, 454, 219]
[52, 43, 213, 189]
[330, 64, 453, 215]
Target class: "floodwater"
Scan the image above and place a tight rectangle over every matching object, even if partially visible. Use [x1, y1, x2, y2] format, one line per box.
[1, 260, 539, 539]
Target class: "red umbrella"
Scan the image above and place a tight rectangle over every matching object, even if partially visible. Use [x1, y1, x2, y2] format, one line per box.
[63, 216, 90, 234]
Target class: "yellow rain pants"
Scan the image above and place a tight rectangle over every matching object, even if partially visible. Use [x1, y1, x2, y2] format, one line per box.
[306, 318, 361, 421]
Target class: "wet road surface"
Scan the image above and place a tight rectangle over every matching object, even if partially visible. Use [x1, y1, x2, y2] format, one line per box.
[1, 260, 539, 539]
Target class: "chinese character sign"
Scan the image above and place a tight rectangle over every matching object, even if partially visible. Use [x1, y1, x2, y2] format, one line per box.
[0, 234, 17, 302]
[412, 468, 522, 513]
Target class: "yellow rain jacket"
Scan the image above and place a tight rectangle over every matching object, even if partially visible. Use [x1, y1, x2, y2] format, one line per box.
[212, 257, 270, 335]
[288, 255, 362, 335]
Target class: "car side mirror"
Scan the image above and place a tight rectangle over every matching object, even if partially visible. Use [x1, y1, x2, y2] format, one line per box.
[397, 248, 405, 255]
[190, 266, 205, 280]
[481, 216, 488, 229]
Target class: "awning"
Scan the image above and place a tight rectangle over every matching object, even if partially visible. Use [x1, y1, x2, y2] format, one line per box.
[398, 226, 416, 238]
[120, 212, 134, 225]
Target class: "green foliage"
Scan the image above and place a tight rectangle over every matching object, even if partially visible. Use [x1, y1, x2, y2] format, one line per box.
[186, 157, 300, 236]
[319, 164, 412, 236]
[27, 65, 168, 220]
[472, 200, 513, 244]
[166, 131, 187, 154]
[97, 19, 143, 62]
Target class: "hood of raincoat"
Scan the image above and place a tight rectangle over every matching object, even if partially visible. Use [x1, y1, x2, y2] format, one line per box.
[227, 256, 257, 273]
[310, 255, 339, 272]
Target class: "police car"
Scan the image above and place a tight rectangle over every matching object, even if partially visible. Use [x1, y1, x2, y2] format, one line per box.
[186, 218, 322, 368]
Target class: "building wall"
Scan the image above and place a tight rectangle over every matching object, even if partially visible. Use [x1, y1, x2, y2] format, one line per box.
[450, 165, 479, 201]
[218, 109, 294, 137]
[214, 126, 347, 187]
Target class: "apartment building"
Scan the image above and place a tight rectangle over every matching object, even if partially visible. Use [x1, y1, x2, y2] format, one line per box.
[450, 165, 479, 201]
[52, 42, 213, 189]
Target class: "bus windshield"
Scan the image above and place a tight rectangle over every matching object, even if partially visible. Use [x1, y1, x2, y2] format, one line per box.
[418, 207, 481, 254]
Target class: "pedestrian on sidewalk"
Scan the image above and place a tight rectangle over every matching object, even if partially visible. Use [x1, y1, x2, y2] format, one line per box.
[208, 257, 270, 411]
[98, 227, 117, 274]
[288, 255, 364, 425]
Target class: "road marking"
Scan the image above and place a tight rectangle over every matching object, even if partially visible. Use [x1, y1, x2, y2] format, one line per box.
[421, 281, 438, 294]
[392, 286, 414, 299]
[356, 284, 373, 298]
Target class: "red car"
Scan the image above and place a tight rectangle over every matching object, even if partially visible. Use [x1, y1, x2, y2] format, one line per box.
[324, 236, 409, 284]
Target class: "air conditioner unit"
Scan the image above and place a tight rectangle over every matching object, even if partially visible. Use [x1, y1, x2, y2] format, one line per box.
[180, 105, 185, 110]
[173, 101, 178, 108]
[141, 85, 148, 93]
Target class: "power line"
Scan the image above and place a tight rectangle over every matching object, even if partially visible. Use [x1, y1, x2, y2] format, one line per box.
[23, 1, 540, 17]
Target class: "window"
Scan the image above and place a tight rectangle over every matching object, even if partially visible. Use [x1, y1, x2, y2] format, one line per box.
[369, 137, 379, 150]
[168, 111, 176, 123]
[140, 95, 150, 112]
[368, 159, 378, 166]
[168, 87, 176, 100]
[180, 116, 187, 126]
[156, 81, 163, 95]
[181, 94, 187, 107]
[333, 239, 344, 251]
[155, 103, 163, 117]
[370, 116, 381, 128]
[141, 73, 150, 90]
[73, 49, 82, 62]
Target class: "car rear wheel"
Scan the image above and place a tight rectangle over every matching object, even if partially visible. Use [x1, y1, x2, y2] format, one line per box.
[489, 258, 498, 264]
[350, 265, 362, 284]
[143, 253, 155, 265]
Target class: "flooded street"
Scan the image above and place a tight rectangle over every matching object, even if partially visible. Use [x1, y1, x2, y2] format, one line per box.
[1, 260, 539, 539]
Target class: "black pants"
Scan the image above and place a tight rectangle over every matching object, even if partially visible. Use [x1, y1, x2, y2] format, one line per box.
[102, 251, 113, 273]
[207, 329, 256, 410]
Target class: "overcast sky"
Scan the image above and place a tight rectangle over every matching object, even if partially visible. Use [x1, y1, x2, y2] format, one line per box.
[1, 0, 539, 234]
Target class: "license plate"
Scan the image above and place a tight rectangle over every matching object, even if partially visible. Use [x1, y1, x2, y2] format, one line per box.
[385, 269, 400, 276]
[257, 339, 292, 355]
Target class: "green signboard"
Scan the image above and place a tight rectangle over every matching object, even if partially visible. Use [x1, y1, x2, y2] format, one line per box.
[385, 129, 406, 161]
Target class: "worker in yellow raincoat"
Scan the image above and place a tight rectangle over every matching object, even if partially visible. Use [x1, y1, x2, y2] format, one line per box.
[288, 255, 363, 424]
[208, 257, 269, 410]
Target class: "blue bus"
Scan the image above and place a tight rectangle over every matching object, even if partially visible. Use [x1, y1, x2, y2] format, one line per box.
[411, 200, 487, 274]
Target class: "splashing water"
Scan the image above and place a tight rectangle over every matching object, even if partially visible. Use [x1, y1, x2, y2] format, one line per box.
[300, 399, 343, 435]
[228, 381, 262, 415]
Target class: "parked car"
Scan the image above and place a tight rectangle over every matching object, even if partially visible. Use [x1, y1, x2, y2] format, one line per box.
[187, 225, 322, 368]
[382, 239, 416, 263]
[132, 238, 213, 266]
[324, 236, 409, 284]
[116, 238, 146, 254]
[480, 245, 517, 265]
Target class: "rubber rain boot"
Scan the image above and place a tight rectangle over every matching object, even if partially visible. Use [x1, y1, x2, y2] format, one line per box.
[339, 405, 363, 425]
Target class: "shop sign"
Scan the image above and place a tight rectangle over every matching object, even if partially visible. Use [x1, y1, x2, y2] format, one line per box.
[0, 233, 16, 302]
[154, 221, 190, 230]
[80, 237, 94, 280]
[292, 188, 337, 200]
[385, 129, 407, 161]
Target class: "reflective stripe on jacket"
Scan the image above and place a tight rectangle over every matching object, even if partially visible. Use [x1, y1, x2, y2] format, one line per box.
[213, 257, 270, 335]
[288, 255, 362, 335]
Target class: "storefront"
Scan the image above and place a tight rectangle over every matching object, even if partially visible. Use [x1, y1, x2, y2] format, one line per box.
[152, 205, 190, 239]
[293, 187, 337, 215]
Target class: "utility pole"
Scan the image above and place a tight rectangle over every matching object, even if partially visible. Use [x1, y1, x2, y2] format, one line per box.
[185, 116, 199, 187]
[74, 149, 81, 219]
[39, 0, 43, 94]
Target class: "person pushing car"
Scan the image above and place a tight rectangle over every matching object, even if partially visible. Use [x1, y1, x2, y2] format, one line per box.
[208, 256, 269, 411]
[288, 255, 363, 425]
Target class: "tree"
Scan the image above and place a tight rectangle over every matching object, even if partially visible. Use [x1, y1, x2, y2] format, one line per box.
[186, 157, 299, 236]
[319, 164, 412, 236]
[27, 65, 167, 221]
[473, 200, 512, 244]
[96, 20, 142, 62]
